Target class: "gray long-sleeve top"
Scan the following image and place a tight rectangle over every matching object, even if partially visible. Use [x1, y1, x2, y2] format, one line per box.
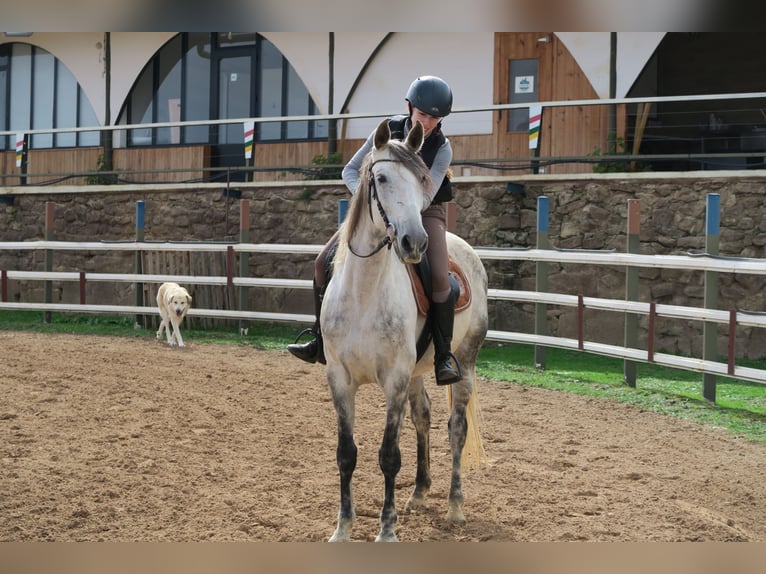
[341, 118, 452, 207]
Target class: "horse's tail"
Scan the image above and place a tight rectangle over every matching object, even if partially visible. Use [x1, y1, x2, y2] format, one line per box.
[447, 381, 487, 470]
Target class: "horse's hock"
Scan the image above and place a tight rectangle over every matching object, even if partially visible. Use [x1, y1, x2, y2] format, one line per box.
[2, 173, 766, 358]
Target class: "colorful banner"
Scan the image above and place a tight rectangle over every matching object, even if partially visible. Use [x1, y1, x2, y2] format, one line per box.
[528, 105, 542, 150]
[243, 122, 254, 159]
[15, 133, 24, 167]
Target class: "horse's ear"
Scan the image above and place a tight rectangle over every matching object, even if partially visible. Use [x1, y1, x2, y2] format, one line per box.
[374, 119, 391, 150]
[406, 120, 424, 152]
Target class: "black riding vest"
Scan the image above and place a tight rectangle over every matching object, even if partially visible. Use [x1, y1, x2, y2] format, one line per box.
[388, 115, 453, 204]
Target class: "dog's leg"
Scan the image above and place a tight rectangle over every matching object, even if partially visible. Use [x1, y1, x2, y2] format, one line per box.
[171, 316, 184, 347]
[165, 315, 176, 346]
[157, 317, 166, 340]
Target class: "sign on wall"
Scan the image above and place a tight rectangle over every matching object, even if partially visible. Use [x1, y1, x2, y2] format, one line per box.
[515, 75, 535, 94]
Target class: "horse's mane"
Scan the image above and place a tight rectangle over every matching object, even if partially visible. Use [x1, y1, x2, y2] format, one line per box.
[335, 139, 432, 267]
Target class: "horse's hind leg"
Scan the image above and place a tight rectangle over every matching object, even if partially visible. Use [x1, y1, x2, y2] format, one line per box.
[446, 377, 473, 524]
[405, 375, 431, 513]
[328, 380, 358, 542]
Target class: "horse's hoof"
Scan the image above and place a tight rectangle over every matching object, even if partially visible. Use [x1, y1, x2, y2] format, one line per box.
[328, 531, 351, 543]
[375, 531, 399, 542]
[329, 519, 353, 542]
[446, 505, 466, 524]
[405, 494, 428, 513]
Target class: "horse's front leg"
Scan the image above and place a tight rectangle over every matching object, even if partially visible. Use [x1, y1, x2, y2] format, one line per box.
[376, 377, 409, 542]
[446, 380, 472, 524]
[328, 375, 358, 542]
[404, 375, 431, 513]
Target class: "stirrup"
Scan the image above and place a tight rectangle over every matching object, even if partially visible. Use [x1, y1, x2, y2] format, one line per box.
[435, 351, 463, 386]
[291, 328, 316, 345]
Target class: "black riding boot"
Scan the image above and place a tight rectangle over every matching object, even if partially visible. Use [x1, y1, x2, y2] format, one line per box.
[287, 280, 326, 365]
[431, 296, 462, 385]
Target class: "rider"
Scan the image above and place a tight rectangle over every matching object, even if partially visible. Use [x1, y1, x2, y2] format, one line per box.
[287, 75, 462, 385]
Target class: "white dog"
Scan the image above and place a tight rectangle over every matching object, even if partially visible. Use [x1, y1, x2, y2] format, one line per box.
[156, 282, 192, 347]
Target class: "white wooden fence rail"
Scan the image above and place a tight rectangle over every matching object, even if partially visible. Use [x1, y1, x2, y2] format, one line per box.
[2, 240, 765, 385]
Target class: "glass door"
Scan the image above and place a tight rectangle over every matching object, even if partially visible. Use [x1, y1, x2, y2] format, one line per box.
[217, 55, 252, 144]
[211, 51, 253, 180]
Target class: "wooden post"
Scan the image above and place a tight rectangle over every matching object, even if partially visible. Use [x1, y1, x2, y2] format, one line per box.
[135, 201, 145, 329]
[534, 195, 549, 370]
[703, 193, 720, 403]
[238, 199, 250, 335]
[624, 199, 640, 387]
[44, 202, 54, 323]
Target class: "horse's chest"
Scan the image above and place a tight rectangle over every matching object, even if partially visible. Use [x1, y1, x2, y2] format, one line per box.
[329, 301, 408, 339]
[323, 287, 415, 352]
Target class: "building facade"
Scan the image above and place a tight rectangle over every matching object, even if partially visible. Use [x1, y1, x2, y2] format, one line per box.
[1, 32, 765, 184]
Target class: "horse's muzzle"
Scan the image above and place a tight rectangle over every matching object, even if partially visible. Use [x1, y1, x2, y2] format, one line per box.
[397, 233, 428, 264]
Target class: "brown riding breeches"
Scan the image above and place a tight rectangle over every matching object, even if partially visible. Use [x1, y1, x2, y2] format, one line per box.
[421, 203, 450, 302]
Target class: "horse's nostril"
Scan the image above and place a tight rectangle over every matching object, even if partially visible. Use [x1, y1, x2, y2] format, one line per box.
[401, 235, 412, 253]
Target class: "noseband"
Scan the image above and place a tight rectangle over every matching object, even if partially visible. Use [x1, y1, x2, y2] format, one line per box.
[348, 158, 399, 259]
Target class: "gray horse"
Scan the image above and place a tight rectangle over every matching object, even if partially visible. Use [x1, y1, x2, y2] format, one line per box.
[321, 119, 489, 542]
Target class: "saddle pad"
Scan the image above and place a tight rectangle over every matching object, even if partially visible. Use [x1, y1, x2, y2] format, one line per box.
[407, 257, 472, 317]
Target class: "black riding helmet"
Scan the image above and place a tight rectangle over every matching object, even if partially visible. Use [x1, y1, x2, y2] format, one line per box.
[405, 76, 452, 118]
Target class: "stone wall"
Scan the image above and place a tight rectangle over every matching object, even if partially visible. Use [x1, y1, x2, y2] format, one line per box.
[1, 172, 765, 359]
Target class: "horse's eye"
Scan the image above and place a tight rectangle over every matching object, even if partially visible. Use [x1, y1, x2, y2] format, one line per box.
[377, 174, 387, 184]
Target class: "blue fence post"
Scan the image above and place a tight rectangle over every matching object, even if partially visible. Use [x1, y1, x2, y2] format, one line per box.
[703, 193, 720, 403]
[338, 198, 349, 228]
[135, 200, 145, 329]
[535, 196, 549, 370]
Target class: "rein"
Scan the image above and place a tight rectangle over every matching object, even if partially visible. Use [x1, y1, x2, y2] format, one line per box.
[348, 158, 398, 259]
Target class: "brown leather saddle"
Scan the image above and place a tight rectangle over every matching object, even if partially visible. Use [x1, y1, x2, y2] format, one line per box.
[406, 257, 472, 316]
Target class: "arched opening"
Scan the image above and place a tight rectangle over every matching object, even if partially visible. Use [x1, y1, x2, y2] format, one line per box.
[628, 32, 766, 171]
[0, 42, 99, 151]
[115, 33, 327, 179]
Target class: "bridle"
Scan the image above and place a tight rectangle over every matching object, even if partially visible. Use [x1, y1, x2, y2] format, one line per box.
[348, 158, 399, 258]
